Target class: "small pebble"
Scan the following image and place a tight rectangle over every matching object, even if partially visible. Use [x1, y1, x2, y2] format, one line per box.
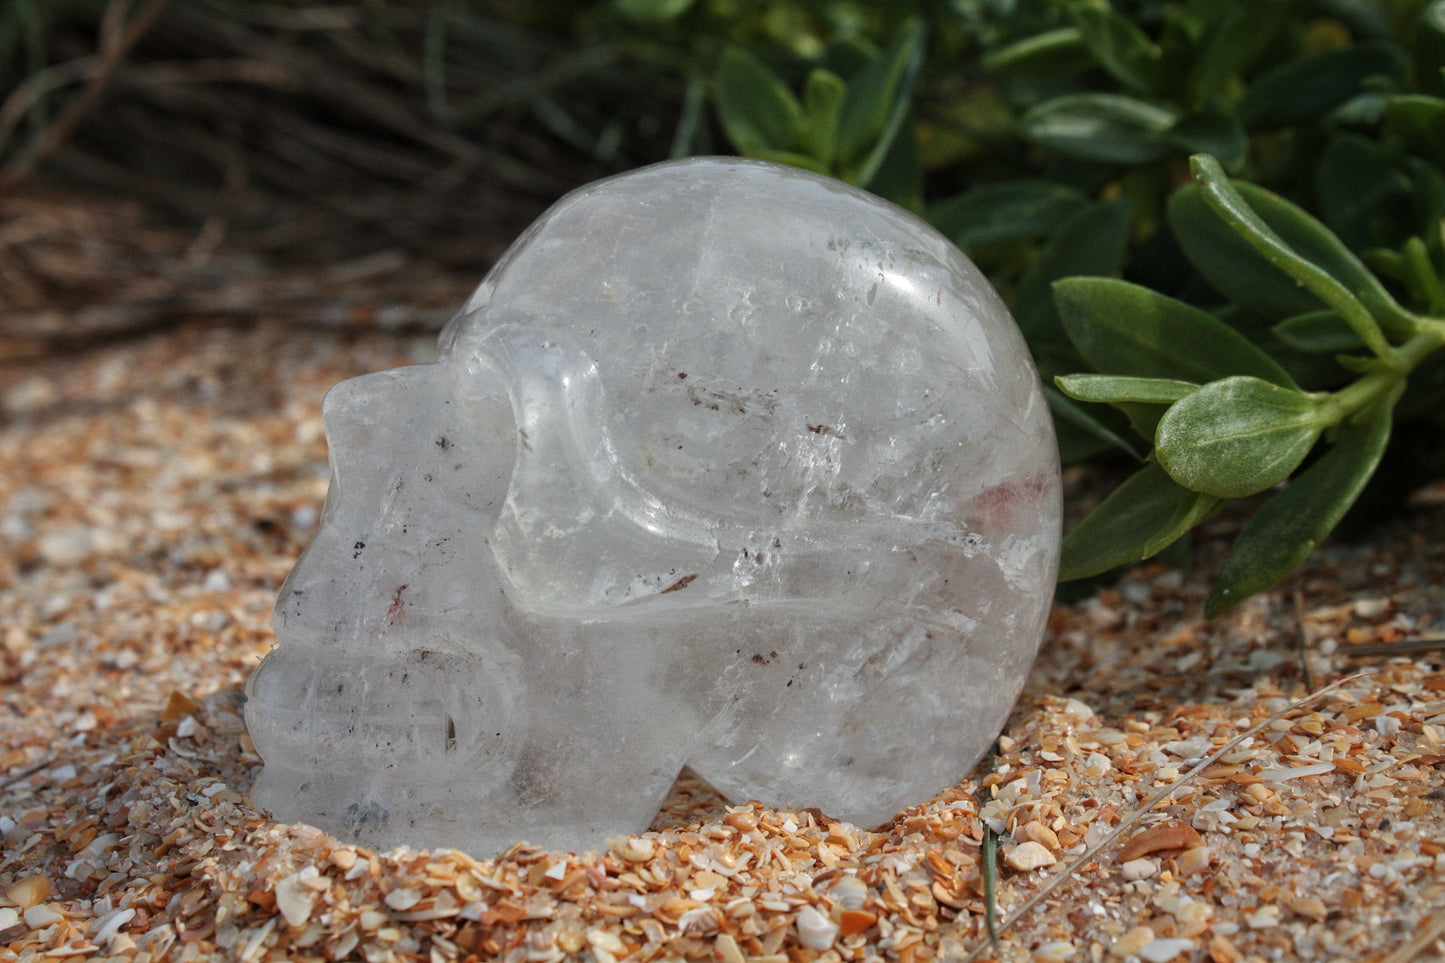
[1034, 940, 1076, 962]
[1176, 846, 1211, 876]
[23, 903, 63, 927]
[1006, 841, 1057, 871]
[827, 875, 869, 910]
[795, 905, 838, 950]
[714, 933, 746, 963]
[1121, 857, 1157, 881]
[723, 811, 758, 833]
[1246, 905, 1281, 929]
[1016, 819, 1060, 850]
[6, 877, 50, 909]
[1287, 897, 1329, 922]
[37, 526, 96, 566]
[1110, 925, 1155, 958]
[1138, 937, 1195, 962]
[611, 836, 654, 862]
[1353, 598, 1390, 618]
[383, 887, 422, 911]
[275, 873, 317, 926]
[93, 908, 136, 944]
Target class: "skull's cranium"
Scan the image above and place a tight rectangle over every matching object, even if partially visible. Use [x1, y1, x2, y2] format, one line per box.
[244, 158, 1061, 855]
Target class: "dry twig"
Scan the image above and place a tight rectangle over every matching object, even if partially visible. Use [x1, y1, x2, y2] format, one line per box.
[961, 669, 1376, 961]
[0, 0, 177, 189]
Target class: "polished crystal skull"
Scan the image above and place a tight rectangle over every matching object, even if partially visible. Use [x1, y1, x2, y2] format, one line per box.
[244, 157, 1061, 856]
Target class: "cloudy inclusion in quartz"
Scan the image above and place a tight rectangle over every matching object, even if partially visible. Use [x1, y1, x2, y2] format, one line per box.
[244, 157, 1062, 856]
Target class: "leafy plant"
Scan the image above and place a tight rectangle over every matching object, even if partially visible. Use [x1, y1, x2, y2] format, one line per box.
[1057, 155, 1445, 615]
[710, 17, 927, 207]
[692, 0, 1445, 612]
[12, 0, 1445, 613]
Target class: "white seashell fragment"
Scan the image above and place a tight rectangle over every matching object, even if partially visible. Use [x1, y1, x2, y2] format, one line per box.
[1007, 841, 1058, 871]
[1138, 937, 1195, 962]
[795, 905, 840, 949]
[24, 904, 63, 928]
[273, 873, 315, 927]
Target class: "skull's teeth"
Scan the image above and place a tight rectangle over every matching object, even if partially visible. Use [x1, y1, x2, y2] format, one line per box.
[247, 649, 499, 775]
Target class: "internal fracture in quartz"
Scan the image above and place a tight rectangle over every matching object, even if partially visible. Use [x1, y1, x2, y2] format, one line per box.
[244, 157, 1062, 856]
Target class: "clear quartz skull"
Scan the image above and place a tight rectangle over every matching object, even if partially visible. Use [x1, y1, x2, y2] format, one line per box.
[244, 157, 1061, 855]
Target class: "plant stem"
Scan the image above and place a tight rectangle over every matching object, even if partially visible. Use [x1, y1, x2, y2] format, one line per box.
[1402, 236, 1445, 315]
[1189, 154, 1399, 365]
[1317, 325, 1445, 426]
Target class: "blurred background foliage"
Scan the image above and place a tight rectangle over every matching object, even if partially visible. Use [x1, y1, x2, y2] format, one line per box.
[6, 0, 1445, 606]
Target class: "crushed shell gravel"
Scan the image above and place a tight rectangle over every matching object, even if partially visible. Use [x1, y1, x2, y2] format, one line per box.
[2, 318, 1445, 963]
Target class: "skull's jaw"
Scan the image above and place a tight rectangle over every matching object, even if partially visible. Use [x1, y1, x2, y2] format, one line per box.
[244, 360, 534, 849]
[245, 641, 687, 855]
[247, 755, 682, 856]
[244, 644, 514, 779]
[246, 615, 713, 855]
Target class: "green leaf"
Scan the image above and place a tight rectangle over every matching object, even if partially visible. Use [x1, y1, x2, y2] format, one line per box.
[1398, 235, 1445, 314]
[1014, 200, 1132, 375]
[1315, 134, 1415, 251]
[837, 17, 925, 185]
[864, 123, 923, 212]
[1055, 373, 1198, 405]
[801, 68, 847, 167]
[714, 46, 803, 156]
[1383, 94, 1445, 166]
[1017, 93, 1179, 165]
[981, 27, 1093, 77]
[1271, 311, 1366, 353]
[1206, 403, 1393, 616]
[1413, 0, 1445, 98]
[1070, 3, 1165, 95]
[1058, 461, 1221, 580]
[736, 148, 831, 175]
[1054, 416, 1131, 462]
[1168, 184, 1317, 318]
[1399, 352, 1445, 418]
[1155, 376, 1322, 497]
[613, 0, 696, 22]
[1168, 170, 1415, 340]
[1186, 155, 1411, 355]
[1164, 106, 1246, 167]
[1054, 276, 1298, 386]
[1113, 401, 1170, 443]
[1045, 386, 1146, 461]
[1239, 42, 1405, 130]
[927, 180, 1089, 250]
[1179, 2, 1285, 109]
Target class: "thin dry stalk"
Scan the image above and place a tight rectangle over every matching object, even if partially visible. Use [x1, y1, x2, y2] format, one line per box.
[0, 0, 177, 189]
[960, 669, 1376, 961]
[1342, 636, 1445, 658]
[1378, 909, 1445, 963]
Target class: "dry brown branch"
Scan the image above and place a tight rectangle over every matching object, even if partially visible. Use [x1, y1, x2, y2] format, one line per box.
[1342, 636, 1445, 658]
[1379, 909, 1445, 963]
[0, 0, 178, 189]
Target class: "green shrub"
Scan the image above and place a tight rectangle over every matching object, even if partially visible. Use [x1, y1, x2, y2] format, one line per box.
[622, 0, 1445, 612]
[11, 0, 1445, 612]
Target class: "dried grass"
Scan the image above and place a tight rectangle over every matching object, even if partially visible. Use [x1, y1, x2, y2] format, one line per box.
[0, 1, 672, 265]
